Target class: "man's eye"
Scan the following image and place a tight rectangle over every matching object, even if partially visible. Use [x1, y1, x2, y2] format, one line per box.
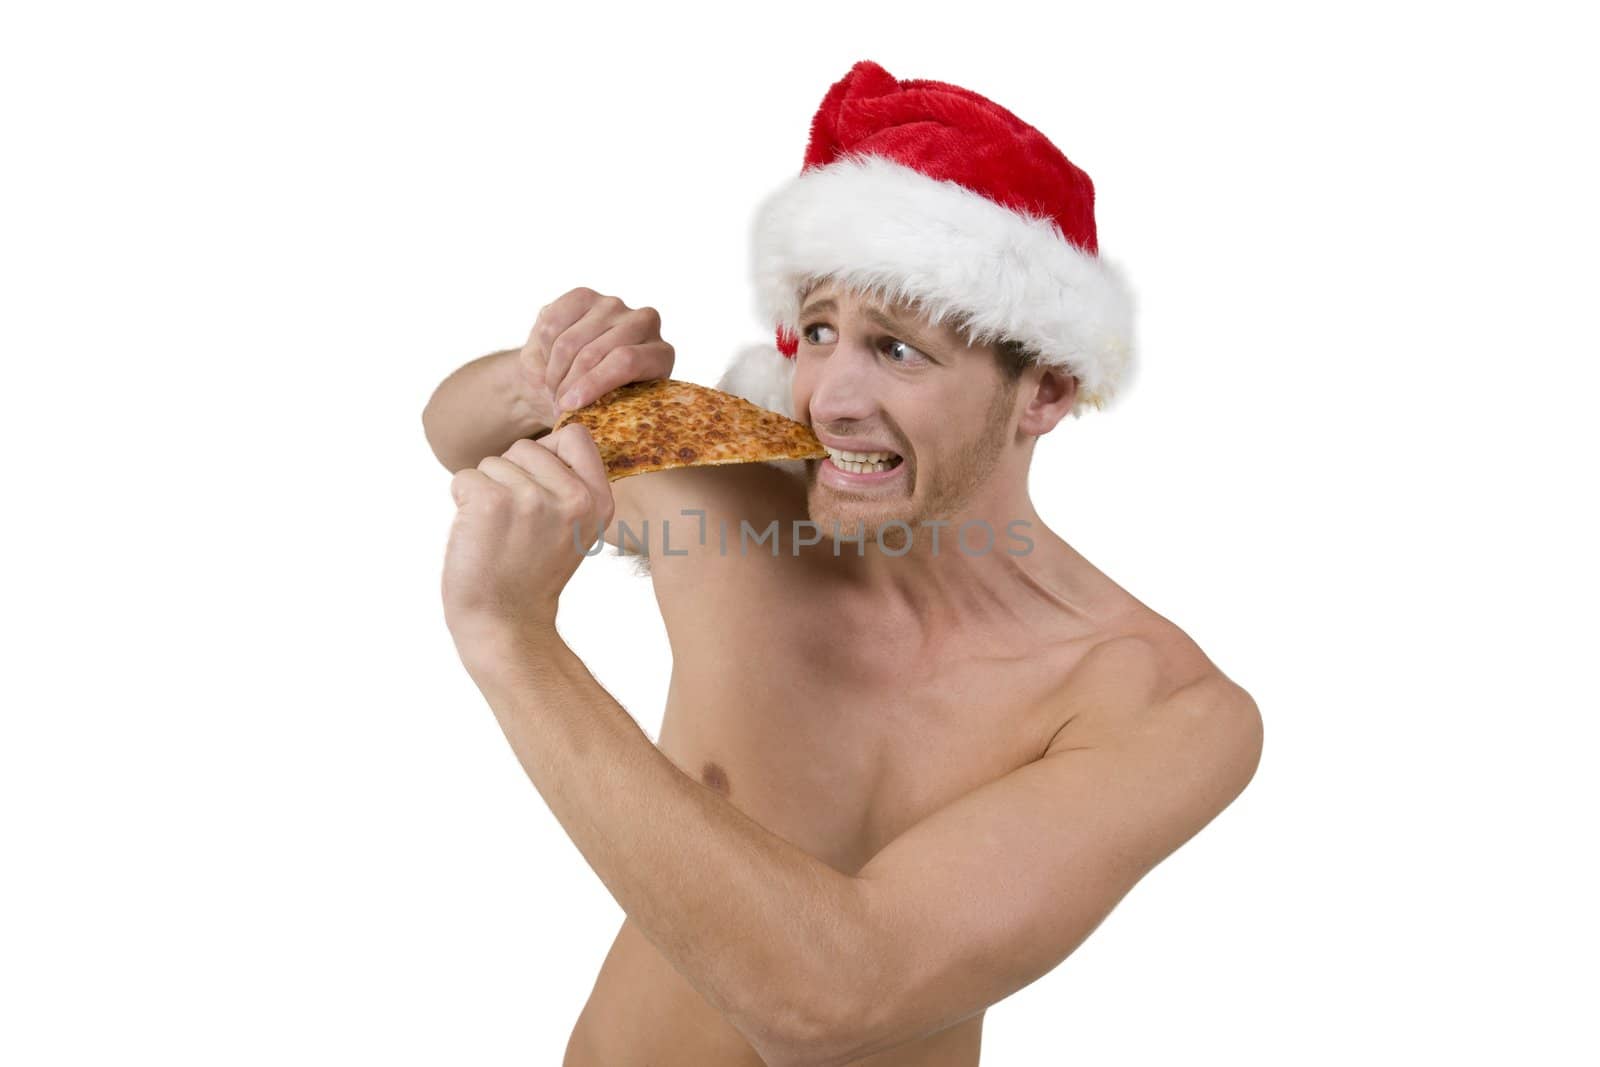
[882, 338, 924, 364]
[800, 323, 834, 345]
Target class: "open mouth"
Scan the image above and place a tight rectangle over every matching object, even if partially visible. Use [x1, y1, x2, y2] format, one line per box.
[821, 446, 904, 475]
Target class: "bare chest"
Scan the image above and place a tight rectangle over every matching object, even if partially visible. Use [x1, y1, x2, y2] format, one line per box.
[654, 614, 1095, 875]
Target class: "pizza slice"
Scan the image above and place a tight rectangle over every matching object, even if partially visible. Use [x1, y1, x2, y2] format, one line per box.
[551, 378, 827, 481]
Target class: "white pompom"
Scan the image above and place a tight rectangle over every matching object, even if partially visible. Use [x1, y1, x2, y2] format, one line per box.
[716, 343, 796, 419]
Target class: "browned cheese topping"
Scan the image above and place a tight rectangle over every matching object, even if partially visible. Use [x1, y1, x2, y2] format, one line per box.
[552, 378, 827, 481]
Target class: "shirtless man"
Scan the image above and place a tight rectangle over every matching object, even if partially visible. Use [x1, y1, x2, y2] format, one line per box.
[423, 60, 1262, 1067]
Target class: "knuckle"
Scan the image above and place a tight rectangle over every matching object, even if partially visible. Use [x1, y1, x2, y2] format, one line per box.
[511, 482, 542, 512]
[586, 357, 627, 394]
[636, 305, 661, 328]
[551, 483, 592, 521]
[624, 342, 666, 377]
[479, 483, 512, 513]
[504, 438, 540, 463]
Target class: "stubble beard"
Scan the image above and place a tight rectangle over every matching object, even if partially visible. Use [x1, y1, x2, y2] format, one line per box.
[806, 376, 1018, 551]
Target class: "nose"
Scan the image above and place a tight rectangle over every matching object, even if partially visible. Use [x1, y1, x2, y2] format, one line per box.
[804, 340, 879, 425]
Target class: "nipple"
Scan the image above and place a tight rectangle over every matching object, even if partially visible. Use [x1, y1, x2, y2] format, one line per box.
[700, 761, 732, 798]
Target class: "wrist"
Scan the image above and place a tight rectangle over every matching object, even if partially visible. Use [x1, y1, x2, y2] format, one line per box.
[452, 615, 569, 682]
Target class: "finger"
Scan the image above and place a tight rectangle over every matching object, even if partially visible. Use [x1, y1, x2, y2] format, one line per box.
[525, 289, 606, 404]
[560, 341, 674, 412]
[553, 326, 635, 411]
[537, 424, 614, 529]
[450, 468, 496, 507]
[476, 455, 540, 494]
[551, 307, 662, 408]
[526, 288, 599, 365]
[544, 295, 627, 398]
[500, 437, 596, 516]
[502, 435, 601, 550]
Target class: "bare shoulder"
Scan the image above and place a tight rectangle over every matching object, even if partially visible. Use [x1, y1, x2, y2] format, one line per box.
[1047, 621, 1264, 800]
[605, 459, 807, 555]
[605, 459, 812, 596]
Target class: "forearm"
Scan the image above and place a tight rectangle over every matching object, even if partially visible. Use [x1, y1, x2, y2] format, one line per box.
[422, 348, 551, 472]
[463, 633, 864, 1057]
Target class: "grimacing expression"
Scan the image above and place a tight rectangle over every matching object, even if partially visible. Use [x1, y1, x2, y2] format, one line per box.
[790, 282, 1022, 542]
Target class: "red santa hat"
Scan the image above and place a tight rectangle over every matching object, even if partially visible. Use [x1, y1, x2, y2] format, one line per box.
[718, 59, 1137, 420]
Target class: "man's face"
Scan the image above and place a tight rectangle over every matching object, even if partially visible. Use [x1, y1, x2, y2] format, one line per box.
[791, 280, 1022, 541]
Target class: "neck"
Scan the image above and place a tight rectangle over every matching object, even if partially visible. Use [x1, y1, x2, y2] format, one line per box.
[813, 487, 1114, 651]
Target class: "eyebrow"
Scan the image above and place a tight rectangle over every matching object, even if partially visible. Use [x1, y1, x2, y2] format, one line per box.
[798, 297, 941, 353]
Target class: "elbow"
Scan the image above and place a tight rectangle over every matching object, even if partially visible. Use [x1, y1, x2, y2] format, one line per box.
[420, 393, 462, 472]
[421, 394, 445, 464]
[762, 1028, 881, 1067]
[742, 876, 889, 1067]
[734, 981, 843, 1067]
[788, 1000, 896, 1067]
[748, 1012, 861, 1067]
[751, 954, 886, 1065]
[770, 977, 945, 1067]
[420, 394, 440, 458]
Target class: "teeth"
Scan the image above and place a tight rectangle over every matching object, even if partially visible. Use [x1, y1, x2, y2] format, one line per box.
[824, 445, 899, 474]
[825, 446, 896, 463]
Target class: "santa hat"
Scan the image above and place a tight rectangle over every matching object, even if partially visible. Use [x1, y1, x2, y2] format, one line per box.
[718, 59, 1137, 420]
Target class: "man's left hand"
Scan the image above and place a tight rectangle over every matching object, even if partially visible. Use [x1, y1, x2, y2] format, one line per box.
[442, 424, 614, 661]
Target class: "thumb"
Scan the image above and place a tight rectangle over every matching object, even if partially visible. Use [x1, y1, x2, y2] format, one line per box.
[540, 424, 614, 523]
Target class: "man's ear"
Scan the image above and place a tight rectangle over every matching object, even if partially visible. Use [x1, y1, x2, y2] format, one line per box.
[1017, 366, 1079, 436]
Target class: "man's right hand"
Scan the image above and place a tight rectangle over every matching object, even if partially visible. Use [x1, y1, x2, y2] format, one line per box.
[523, 287, 676, 419]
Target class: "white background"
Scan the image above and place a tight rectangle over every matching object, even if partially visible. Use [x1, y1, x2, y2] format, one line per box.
[3, 1, 1595, 1063]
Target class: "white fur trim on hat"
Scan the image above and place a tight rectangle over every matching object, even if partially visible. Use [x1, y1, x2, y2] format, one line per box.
[749, 153, 1138, 416]
[715, 342, 806, 478]
[717, 341, 797, 418]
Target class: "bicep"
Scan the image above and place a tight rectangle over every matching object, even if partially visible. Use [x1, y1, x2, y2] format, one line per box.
[833, 676, 1262, 1063]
